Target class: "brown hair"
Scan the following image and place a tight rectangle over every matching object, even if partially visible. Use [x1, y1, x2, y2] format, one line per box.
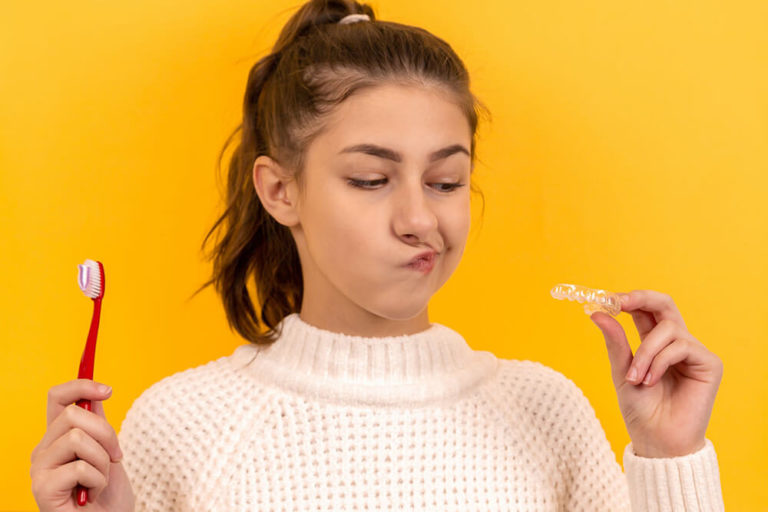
[192, 0, 490, 345]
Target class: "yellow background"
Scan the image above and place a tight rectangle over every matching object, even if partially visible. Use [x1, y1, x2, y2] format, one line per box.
[2, 0, 766, 509]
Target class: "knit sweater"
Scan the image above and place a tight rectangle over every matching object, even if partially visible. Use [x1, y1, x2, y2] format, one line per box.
[118, 313, 724, 511]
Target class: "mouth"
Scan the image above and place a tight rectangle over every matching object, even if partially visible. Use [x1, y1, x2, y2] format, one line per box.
[405, 251, 437, 273]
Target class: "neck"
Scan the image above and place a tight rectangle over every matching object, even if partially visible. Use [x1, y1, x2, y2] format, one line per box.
[298, 305, 432, 338]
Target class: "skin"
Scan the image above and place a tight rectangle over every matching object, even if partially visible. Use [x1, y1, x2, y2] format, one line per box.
[253, 82, 473, 337]
[591, 290, 723, 458]
[31, 380, 133, 511]
[255, 82, 724, 458]
[30, 84, 724, 511]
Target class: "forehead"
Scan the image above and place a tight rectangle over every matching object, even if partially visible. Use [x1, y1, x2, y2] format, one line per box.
[310, 83, 471, 161]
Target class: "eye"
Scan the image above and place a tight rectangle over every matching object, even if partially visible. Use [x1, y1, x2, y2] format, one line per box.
[347, 178, 467, 193]
[431, 182, 466, 192]
[347, 178, 387, 189]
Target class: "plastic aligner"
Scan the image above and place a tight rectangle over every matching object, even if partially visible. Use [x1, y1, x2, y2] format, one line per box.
[550, 283, 621, 316]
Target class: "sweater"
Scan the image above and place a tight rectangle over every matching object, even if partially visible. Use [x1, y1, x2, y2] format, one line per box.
[118, 313, 724, 511]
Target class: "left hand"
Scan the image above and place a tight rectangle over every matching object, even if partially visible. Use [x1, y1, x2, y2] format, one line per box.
[590, 289, 723, 458]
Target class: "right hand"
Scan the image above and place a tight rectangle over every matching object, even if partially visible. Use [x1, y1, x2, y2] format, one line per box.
[31, 379, 135, 512]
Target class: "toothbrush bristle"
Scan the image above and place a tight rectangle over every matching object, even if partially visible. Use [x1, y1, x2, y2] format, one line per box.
[78, 259, 103, 299]
[77, 264, 89, 292]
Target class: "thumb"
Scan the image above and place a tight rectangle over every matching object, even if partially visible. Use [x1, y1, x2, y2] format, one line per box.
[590, 312, 633, 388]
[92, 393, 109, 419]
[91, 400, 107, 419]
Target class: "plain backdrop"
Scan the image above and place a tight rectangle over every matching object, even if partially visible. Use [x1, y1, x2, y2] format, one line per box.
[2, 0, 766, 509]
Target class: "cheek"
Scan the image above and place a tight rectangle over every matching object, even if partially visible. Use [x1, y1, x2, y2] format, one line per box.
[312, 197, 381, 261]
[441, 200, 472, 243]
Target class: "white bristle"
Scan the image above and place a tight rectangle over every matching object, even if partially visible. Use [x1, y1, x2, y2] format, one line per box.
[77, 259, 102, 299]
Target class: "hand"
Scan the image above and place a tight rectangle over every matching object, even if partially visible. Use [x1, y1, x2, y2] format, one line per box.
[590, 289, 723, 458]
[31, 379, 135, 512]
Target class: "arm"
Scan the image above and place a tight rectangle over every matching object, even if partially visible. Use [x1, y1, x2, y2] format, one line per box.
[552, 368, 724, 511]
[623, 438, 724, 510]
[118, 382, 192, 512]
[589, 289, 725, 510]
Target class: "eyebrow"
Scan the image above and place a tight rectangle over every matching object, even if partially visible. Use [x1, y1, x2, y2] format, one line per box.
[338, 143, 470, 163]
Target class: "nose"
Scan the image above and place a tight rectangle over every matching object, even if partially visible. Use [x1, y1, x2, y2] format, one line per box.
[392, 178, 439, 245]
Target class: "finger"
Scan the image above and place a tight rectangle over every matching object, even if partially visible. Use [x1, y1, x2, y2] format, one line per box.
[620, 290, 688, 338]
[645, 338, 722, 386]
[92, 398, 106, 419]
[590, 311, 633, 388]
[47, 379, 112, 425]
[38, 403, 123, 463]
[40, 427, 112, 480]
[40, 460, 108, 503]
[624, 318, 681, 385]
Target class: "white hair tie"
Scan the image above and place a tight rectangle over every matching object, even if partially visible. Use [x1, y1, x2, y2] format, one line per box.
[338, 14, 370, 25]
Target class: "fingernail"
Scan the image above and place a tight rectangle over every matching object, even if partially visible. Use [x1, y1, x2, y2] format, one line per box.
[643, 372, 652, 385]
[626, 367, 637, 382]
[98, 384, 112, 394]
[619, 293, 630, 305]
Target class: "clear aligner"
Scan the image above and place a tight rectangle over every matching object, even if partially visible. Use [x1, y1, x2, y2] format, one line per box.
[550, 283, 621, 316]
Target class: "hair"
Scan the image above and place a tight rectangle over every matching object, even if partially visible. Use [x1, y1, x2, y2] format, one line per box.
[191, 0, 491, 345]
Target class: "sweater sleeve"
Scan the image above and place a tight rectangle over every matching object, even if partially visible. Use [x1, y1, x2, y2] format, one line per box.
[623, 438, 724, 510]
[117, 376, 198, 512]
[539, 363, 724, 511]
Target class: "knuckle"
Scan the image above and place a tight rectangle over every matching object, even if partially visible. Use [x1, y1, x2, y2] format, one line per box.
[74, 458, 90, 477]
[65, 403, 82, 421]
[69, 427, 86, 445]
[64, 403, 77, 418]
[659, 318, 677, 331]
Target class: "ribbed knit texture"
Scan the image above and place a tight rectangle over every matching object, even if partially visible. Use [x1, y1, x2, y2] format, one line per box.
[119, 313, 724, 511]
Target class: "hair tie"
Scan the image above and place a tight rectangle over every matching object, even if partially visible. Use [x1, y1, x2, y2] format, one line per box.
[338, 13, 370, 25]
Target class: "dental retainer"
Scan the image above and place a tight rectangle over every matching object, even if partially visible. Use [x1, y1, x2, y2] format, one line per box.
[550, 283, 622, 316]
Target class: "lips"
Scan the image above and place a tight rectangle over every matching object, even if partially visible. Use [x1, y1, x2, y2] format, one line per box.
[408, 251, 437, 266]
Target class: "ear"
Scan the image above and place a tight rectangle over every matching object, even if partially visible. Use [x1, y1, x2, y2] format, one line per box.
[252, 155, 301, 227]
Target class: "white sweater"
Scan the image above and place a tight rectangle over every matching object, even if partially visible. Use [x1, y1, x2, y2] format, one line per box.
[119, 313, 724, 511]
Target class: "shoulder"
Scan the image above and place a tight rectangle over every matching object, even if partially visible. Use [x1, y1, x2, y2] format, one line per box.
[126, 352, 232, 414]
[492, 358, 599, 434]
[495, 358, 589, 403]
[118, 344, 267, 439]
[118, 345, 276, 503]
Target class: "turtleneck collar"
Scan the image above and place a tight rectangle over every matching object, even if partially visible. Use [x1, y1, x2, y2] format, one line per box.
[229, 313, 498, 406]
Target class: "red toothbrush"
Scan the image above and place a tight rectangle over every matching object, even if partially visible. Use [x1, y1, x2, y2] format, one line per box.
[75, 259, 105, 506]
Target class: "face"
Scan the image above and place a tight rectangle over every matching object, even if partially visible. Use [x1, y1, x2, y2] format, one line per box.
[280, 83, 473, 335]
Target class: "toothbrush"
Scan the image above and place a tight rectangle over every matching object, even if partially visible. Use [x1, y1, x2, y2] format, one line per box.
[75, 259, 105, 506]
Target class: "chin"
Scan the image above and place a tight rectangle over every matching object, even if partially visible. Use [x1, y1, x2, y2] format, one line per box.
[363, 298, 431, 322]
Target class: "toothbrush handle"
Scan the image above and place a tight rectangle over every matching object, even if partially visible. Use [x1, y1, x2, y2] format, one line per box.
[78, 298, 101, 380]
[74, 297, 101, 506]
[74, 398, 91, 505]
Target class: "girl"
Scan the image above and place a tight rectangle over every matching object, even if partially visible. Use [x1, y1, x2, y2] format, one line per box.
[31, 1, 725, 510]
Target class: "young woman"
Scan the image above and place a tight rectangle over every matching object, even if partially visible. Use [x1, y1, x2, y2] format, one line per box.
[31, 1, 724, 510]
